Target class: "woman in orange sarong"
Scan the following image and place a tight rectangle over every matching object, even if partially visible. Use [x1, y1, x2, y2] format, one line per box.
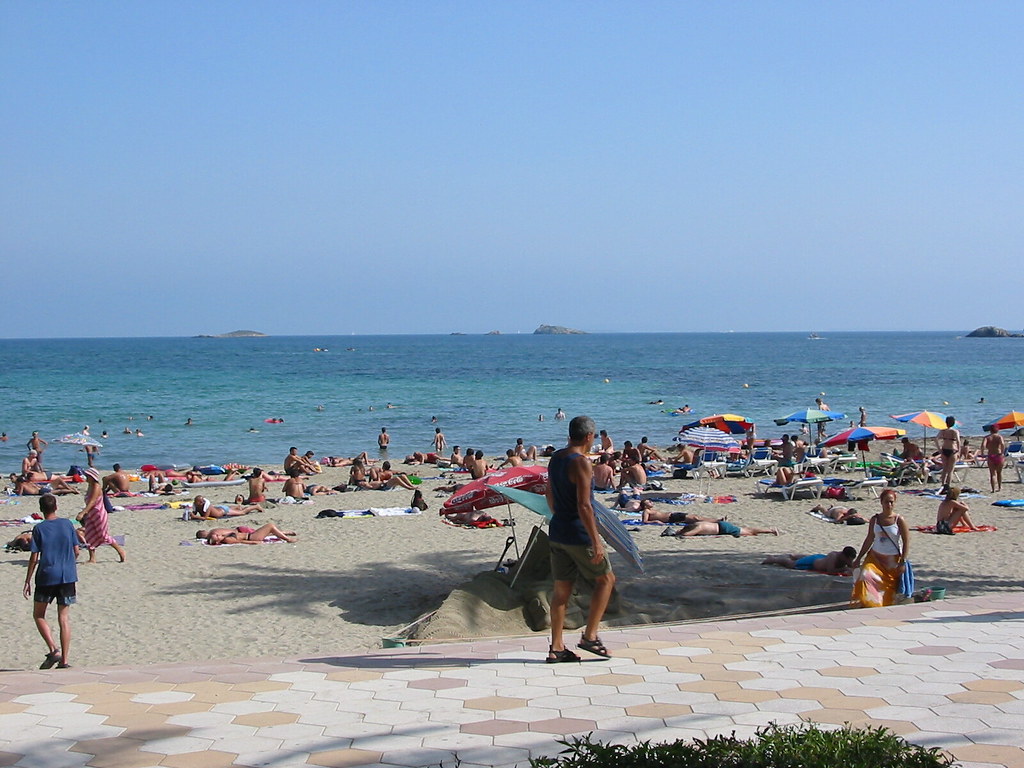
[851, 488, 911, 608]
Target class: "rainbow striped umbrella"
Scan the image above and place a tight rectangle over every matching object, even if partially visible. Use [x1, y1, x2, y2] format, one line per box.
[679, 414, 753, 435]
[891, 411, 953, 430]
[982, 411, 1024, 431]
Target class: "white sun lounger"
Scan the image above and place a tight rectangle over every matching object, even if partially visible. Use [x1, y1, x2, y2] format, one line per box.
[755, 477, 824, 501]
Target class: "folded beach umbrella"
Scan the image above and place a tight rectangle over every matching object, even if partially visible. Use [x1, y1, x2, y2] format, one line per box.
[674, 426, 742, 453]
[680, 414, 753, 435]
[491, 484, 644, 574]
[983, 411, 1024, 431]
[442, 465, 548, 516]
[773, 409, 846, 428]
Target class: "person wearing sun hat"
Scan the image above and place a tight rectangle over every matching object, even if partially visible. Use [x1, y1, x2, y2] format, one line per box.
[77, 468, 126, 564]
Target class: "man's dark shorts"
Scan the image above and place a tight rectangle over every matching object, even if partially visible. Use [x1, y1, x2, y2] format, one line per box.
[35, 583, 76, 605]
[550, 540, 612, 583]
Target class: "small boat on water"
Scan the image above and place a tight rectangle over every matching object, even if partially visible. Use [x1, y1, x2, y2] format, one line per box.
[808, 333, 823, 340]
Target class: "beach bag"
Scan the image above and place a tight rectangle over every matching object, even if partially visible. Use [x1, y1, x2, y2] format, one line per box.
[824, 486, 847, 500]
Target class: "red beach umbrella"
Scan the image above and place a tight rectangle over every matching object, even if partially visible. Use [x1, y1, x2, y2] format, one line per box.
[442, 465, 548, 516]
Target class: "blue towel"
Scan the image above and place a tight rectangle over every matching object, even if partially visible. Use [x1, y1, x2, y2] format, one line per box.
[899, 561, 915, 598]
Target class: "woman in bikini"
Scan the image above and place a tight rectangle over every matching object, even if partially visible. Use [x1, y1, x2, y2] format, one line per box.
[935, 416, 961, 491]
[979, 425, 1006, 493]
[196, 523, 297, 545]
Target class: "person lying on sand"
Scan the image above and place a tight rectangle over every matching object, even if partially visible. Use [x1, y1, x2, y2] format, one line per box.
[638, 500, 724, 525]
[190, 496, 262, 520]
[763, 547, 858, 574]
[196, 524, 296, 545]
[808, 504, 866, 525]
[11, 474, 79, 496]
[320, 452, 372, 467]
[665, 520, 778, 538]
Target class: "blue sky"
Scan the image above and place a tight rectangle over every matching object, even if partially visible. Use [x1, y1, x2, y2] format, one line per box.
[2, 2, 1022, 337]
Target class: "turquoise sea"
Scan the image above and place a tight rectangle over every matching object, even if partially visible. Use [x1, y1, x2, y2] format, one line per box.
[2, 332, 1022, 472]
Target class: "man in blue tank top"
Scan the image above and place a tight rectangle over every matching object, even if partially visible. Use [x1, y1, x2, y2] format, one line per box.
[546, 415, 616, 662]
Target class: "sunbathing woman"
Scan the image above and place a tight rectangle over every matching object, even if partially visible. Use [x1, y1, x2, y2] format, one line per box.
[196, 523, 297, 545]
[190, 496, 262, 520]
[668, 520, 778, 537]
[637, 499, 724, 525]
[808, 504, 866, 525]
[12, 473, 79, 496]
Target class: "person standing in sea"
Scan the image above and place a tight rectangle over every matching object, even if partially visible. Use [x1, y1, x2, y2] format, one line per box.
[545, 415, 615, 663]
[378, 427, 390, 451]
[23, 494, 78, 669]
[26, 431, 48, 471]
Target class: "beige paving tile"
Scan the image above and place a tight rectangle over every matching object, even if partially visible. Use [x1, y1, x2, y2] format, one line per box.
[59, 683, 120, 695]
[963, 679, 1024, 693]
[678, 680, 740, 693]
[0, 703, 26, 715]
[818, 666, 880, 678]
[160, 750, 242, 768]
[627, 640, 681, 650]
[814, 694, 890, 711]
[229, 680, 293, 693]
[948, 743, 1024, 766]
[233, 711, 300, 727]
[802, 707, 876, 725]
[463, 696, 529, 711]
[101, 711, 172, 730]
[798, 629, 851, 637]
[624, 702, 692, 719]
[324, 670, 384, 683]
[305, 747, 385, 767]
[702, 669, 760, 682]
[583, 674, 646, 687]
[146, 701, 217, 716]
[115, 682, 176, 694]
[948, 691, 1016, 705]
[862, 718, 920, 736]
[778, 686, 841, 701]
[715, 688, 780, 704]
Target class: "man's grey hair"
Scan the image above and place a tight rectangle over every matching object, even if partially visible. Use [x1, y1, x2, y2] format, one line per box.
[568, 415, 595, 442]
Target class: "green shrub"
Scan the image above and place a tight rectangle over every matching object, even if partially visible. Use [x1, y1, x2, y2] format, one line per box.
[529, 723, 956, 768]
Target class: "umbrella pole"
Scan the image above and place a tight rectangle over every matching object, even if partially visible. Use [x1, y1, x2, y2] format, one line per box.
[493, 501, 521, 571]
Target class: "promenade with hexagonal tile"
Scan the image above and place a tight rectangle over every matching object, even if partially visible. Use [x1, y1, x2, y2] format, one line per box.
[2, 593, 1023, 768]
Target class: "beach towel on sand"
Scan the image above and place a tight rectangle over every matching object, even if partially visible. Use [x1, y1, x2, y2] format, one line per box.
[316, 507, 420, 518]
[914, 524, 998, 534]
[441, 516, 504, 529]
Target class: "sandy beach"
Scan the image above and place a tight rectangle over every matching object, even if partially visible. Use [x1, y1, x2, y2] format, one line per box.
[3, 445, 1023, 672]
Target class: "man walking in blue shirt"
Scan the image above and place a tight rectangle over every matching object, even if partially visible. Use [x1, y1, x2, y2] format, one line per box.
[546, 415, 616, 663]
[23, 494, 79, 669]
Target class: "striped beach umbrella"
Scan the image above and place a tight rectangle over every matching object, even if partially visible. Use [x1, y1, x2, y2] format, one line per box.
[983, 411, 1024, 431]
[891, 410, 955, 447]
[674, 426, 741, 453]
[680, 414, 753, 435]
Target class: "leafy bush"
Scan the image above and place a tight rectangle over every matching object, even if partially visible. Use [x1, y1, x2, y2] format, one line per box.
[529, 723, 956, 768]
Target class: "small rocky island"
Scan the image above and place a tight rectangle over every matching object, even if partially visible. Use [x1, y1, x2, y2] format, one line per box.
[965, 326, 1023, 338]
[194, 330, 268, 338]
[534, 324, 586, 335]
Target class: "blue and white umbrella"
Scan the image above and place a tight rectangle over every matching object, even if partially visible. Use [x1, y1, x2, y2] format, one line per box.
[673, 426, 741, 453]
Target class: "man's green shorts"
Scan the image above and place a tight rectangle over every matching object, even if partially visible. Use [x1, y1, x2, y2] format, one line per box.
[549, 540, 613, 583]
